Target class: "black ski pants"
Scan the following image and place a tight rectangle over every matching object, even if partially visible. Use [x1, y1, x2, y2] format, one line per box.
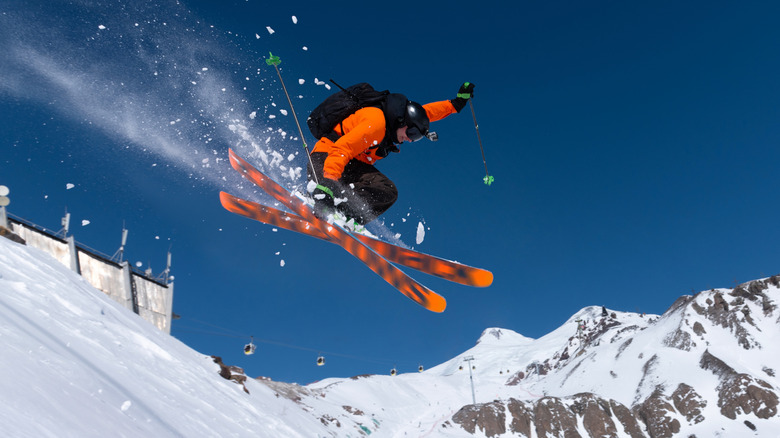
[308, 152, 398, 225]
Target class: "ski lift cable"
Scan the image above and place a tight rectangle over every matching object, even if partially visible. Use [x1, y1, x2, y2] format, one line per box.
[187, 318, 247, 337]
[181, 319, 385, 362]
[178, 318, 422, 368]
[177, 326, 406, 366]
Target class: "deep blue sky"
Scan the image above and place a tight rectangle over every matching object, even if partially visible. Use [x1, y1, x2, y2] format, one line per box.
[2, 0, 779, 383]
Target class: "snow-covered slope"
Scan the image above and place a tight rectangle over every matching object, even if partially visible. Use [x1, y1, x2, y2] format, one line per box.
[2, 230, 779, 437]
[0, 235, 356, 437]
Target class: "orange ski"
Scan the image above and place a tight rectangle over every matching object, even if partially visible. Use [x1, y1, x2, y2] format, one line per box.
[219, 191, 493, 287]
[226, 148, 448, 312]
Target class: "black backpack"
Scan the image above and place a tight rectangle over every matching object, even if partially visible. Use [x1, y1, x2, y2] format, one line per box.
[307, 82, 389, 140]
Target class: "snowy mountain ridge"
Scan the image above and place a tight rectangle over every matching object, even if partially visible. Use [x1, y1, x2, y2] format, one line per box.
[268, 280, 780, 437]
[1, 232, 779, 437]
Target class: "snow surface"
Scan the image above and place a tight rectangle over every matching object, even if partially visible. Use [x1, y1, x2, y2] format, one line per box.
[0, 237, 346, 437]
[2, 234, 779, 437]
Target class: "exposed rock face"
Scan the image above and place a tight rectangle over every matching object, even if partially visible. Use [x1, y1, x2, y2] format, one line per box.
[505, 371, 525, 386]
[452, 401, 506, 437]
[699, 347, 779, 420]
[453, 394, 644, 438]
[211, 356, 249, 394]
[636, 391, 680, 438]
[735, 276, 779, 317]
[533, 397, 579, 438]
[691, 321, 706, 336]
[671, 383, 705, 424]
[570, 394, 618, 438]
[662, 328, 695, 351]
[717, 374, 778, 420]
[609, 400, 646, 438]
[506, 399, 533, 436]
[691, 276, 780, 349]
[257, 377, 314, 402]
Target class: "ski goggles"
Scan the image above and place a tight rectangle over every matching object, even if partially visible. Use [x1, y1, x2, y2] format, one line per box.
[406, 125, 426, 142]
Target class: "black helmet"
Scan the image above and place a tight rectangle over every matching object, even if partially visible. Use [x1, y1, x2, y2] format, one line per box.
[404, 101, 430, 142]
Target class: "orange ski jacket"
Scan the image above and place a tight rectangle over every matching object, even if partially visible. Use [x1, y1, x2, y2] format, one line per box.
[311, 100, 458, 180]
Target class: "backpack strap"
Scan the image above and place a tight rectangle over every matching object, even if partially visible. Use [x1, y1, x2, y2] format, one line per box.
[322, 117, 349, 142]
[323, 129, 341, 143]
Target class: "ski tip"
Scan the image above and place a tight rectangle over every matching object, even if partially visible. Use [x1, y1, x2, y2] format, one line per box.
[218, 191, 230, 206]
[219, 191, 245, 216]
[228, 148, 241, 170]
[427, 298, 447, 313]
[473, 270, 494, 288]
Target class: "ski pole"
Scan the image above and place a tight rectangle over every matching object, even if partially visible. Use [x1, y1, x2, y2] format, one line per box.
[266, 52, 319, 184]
[468, 99, 493, 186]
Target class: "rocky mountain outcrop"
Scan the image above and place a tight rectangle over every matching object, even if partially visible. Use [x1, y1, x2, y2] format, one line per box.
[454, 393, 646, 438]
[449, 276, 780, 437]
[700, 349, 778, 420]
[211, 356, 249, 394]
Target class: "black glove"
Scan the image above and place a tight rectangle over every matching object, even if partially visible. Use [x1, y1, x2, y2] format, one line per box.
[451, 82, 475, 113]
[311, 177, 339, 216]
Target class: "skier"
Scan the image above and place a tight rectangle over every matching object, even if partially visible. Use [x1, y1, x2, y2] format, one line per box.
[308, 82, 475, 225]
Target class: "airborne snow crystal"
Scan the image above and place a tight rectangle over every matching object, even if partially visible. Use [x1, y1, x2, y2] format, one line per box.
[416, 222, 425, 244]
